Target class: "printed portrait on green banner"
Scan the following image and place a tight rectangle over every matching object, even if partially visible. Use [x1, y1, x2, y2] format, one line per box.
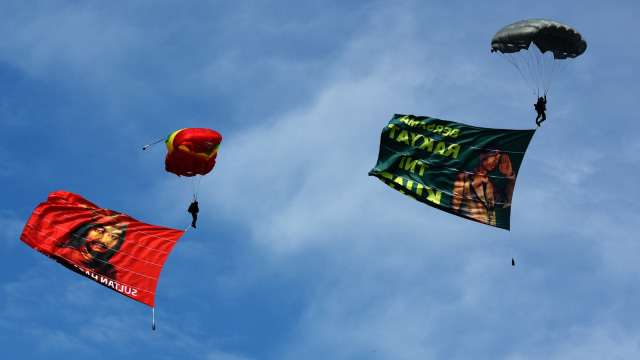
[369, 114, 536, 230]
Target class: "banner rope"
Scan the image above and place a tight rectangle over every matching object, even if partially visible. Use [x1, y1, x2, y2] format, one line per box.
[509, 231, 515, 266]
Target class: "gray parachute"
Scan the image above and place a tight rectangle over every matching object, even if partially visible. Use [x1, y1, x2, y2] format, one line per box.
[491, 19, 587, 96]
[491, 19, 586, 59]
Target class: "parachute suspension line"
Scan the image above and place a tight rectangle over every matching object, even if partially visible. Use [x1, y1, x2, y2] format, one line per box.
[501, 52, 538, 96]
[187, 175, 202, 201]
[152, 307, 156, 330]
[196, 175, 202, 199]
[544, 56, 571, 97]
[537, 48, 551, 96]
[509, 231, 515, 266]
[142, 138, 166, 150]
[189, 177, 196, 200]
[530, 48, 544, 97]
[501, 44, 572, 98]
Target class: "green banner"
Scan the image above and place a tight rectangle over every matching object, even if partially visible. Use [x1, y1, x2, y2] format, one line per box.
[369, 114, 536, 230]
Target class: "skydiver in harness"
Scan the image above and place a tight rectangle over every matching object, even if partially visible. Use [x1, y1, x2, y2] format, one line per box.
[535, 95, 547, 126]
[188, 200, 199, 228]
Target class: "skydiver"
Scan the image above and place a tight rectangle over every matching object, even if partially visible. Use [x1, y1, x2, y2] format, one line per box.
[535, 95, 547, 126]
[188, 200, 199, 228]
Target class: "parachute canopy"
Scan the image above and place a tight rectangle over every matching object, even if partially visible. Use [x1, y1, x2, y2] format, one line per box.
[491, 19, 587, 96]
[369, 114, 535, 230]
[491, 19, 586, 59]
[165, 128, 222, 177]
[21, 191, 185, 307]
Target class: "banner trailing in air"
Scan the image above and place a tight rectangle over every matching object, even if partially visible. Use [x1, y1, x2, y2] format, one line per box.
[20, 191, 185, 307]
[369, 114, 535, 230]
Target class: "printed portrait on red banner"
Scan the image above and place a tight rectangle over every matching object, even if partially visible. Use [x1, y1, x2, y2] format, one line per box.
[21, 191, 185, 307]
[56, 209, 129, 279]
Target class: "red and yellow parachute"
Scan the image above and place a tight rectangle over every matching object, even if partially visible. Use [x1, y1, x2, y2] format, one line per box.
[164, 128, 222, 177]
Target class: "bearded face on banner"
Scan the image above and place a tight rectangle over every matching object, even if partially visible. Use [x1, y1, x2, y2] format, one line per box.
[59, 209, 130, 279]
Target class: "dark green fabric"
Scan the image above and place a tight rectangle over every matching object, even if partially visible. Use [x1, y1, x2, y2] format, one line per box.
[369, 114, 536, 230]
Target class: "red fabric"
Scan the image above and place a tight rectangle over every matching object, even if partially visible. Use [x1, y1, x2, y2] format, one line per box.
[20, 191, 185, 307]
[165, 149, 216, 177]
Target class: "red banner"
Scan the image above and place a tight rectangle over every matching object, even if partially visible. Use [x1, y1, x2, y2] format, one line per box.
[21, 191, 185, 307]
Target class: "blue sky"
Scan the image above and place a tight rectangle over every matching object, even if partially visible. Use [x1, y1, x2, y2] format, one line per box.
[1, 0, 639, 359]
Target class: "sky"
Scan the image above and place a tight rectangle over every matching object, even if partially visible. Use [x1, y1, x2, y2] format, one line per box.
[1, 0, 639, 359]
